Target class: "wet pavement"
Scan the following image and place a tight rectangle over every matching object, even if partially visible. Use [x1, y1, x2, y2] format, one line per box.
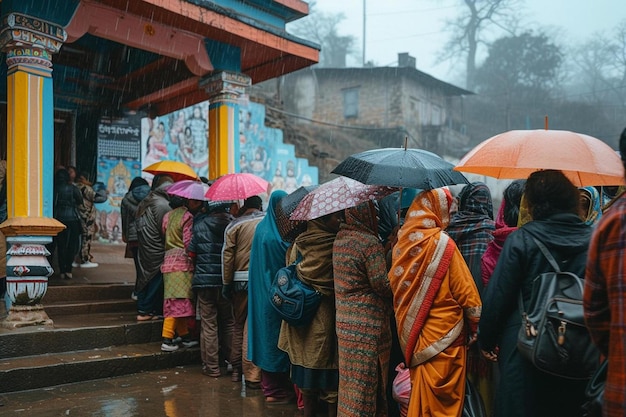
[1, 243, 306, 416]
[48, 241, 135, 285]
[0, 364, 302, 417]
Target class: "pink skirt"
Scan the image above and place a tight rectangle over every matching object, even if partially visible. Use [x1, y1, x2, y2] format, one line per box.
[163, 298, 194, 318]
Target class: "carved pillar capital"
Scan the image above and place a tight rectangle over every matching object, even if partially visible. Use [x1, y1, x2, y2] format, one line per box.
[0, 12, 66, 69]
[201, 71, 251, 103]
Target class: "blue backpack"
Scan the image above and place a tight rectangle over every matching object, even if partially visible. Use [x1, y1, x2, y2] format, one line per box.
[269, 263, 322, 327]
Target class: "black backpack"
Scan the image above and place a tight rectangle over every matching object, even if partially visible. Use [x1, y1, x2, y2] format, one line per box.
[516, 237, 600, 380]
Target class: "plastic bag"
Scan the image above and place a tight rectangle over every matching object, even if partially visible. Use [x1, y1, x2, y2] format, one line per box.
[392, 362, 411, 417]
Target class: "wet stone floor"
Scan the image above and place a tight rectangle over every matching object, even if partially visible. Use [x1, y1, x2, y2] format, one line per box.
[0, 365, 303, 417]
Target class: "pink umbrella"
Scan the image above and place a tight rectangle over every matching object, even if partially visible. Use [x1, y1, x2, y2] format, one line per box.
[205, 173, 269, 201]
[290, 177, 397, 221]
[166, 180, 210, 201]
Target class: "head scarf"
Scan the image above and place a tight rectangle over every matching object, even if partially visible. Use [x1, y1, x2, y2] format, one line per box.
[481, 193, 519, 287]
[248, 190, 290, 372]
[390, 187, 454, 312]
[389, 187, 458, 365]
[251, 190, 288, 259]
[344, 200, 379, 238]
[579, 186, 602, 226]
[446, 182, 495, 290]
[451, 182, 494, 222]
[294, 215, 338, 295]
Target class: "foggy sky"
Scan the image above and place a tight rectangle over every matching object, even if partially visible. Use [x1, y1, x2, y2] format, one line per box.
[306, 0, 624, 85]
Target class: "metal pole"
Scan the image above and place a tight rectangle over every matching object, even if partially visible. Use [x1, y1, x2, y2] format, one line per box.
[363, 0, 366, 66]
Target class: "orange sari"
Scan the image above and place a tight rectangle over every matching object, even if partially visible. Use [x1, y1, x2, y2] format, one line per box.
[389, 188, 482, 417]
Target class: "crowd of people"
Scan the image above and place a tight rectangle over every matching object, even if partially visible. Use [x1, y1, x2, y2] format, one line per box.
[109, 130, 626, 417]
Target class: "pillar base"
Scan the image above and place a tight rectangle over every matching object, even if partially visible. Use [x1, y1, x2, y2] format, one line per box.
[2, 304, 53, 329]
[0, 216, 65, 237]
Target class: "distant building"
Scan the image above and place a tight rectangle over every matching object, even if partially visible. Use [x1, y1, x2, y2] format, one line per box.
[278, 53, 474, 159]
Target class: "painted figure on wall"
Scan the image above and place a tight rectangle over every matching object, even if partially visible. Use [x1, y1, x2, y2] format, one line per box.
[236, 102, 318, 192]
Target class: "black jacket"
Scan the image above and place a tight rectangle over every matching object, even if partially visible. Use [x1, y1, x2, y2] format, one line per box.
[189, 210, 234, 289]
[121, 184, 150, 243]
[135, 183, 172, 289]
[54, 182, 82, 224]
[477, 212, 592, 417]
[479, 212, 591, 350]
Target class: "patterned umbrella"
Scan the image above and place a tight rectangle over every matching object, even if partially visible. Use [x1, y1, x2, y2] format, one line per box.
[204, 173, 269, 201]
[290, 177, 396, 221]
[274, 185, 319, 242]
[331, 147, 469, 189]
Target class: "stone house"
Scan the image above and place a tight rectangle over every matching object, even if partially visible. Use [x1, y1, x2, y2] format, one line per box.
[278, 53, 474, 159]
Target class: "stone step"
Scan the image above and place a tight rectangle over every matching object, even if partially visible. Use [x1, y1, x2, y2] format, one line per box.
[0, 342, 200, 393]
[46, 299, 136, 317]
[44, 284, 135, 303]
[0, 313, 163, 359]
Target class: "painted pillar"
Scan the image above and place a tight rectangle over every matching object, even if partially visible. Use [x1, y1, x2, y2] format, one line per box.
[201, 71, 251, 179]
[0, 13, 66, 328]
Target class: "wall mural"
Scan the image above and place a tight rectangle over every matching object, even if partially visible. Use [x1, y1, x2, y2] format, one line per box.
[94, 116, 142, 244]
[238, 101, 318, 194]
[95, 100, 318, 243]
[141, 101, 210, 181]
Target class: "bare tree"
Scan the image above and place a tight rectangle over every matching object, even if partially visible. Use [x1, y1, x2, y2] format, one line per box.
[607, 20, 626, 99]
[287, 1, 358, 68]
[569, 20, 626, 107]
[438, 0, 523, 90]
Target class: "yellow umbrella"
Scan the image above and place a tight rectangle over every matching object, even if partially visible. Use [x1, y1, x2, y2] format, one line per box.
[142, 160, 199, 182]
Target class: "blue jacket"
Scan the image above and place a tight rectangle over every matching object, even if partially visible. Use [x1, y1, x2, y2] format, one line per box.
[190, 210, 234, 289]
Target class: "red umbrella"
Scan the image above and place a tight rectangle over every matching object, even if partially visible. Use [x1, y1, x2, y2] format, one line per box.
[290, 177, 396, 221]
[205, 173, 269, 201]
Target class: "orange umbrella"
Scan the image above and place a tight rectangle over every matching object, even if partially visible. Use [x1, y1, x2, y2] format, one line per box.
[454, 129, 625, 187]
[142, 160, 199, 182]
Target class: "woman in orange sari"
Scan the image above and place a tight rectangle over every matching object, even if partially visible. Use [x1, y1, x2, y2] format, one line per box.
[389, 187, 482, 417]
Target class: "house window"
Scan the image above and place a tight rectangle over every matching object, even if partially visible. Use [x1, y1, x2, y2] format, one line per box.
[343, 88, 359, 119]
[431, 106, 441, 125]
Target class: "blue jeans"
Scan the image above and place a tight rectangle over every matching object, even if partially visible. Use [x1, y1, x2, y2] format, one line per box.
[136, 272, 164, 316]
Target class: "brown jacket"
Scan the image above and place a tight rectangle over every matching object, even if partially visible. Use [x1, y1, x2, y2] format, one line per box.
[221, 210, 264, 285]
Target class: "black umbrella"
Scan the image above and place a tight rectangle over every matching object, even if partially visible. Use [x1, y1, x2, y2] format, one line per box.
[274, 185, 319, 242]
[331, 148, 469, 189]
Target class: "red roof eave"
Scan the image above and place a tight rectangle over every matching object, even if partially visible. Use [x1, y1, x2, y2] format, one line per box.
[100, 0, 319, 80]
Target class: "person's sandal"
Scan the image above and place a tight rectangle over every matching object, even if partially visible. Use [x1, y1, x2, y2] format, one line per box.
[136, 314, 153, 321]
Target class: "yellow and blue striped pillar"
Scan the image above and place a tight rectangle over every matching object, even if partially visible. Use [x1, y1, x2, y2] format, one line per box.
[0, 13, 66, 328]
[201, 71, 251, 179]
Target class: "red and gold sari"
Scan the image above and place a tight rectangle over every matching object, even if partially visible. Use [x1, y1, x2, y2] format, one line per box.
[389, 188, 482, 417]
